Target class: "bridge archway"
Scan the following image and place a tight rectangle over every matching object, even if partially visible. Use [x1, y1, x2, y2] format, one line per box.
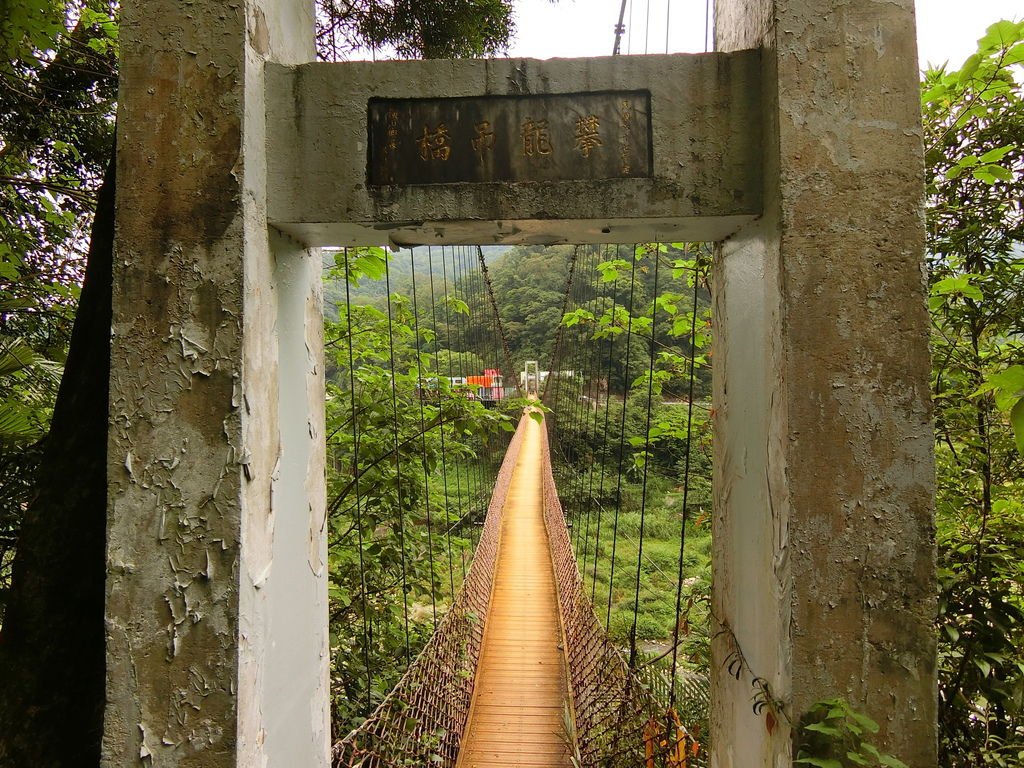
[105, 1, 936, 765]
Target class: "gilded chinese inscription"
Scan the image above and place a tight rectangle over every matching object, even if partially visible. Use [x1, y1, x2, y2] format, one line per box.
[619, 100, 633, 175]
[368, 91, 650, 185]
[521, 117, 553, 157]
[574, 114, 602, 158]
[418, 123, 451, 161]
[472, 121, 495, 161]
[385, 109, 400, 155]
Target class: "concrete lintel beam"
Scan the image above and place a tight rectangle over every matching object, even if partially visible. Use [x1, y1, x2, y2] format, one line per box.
[266, 52, 762, 247]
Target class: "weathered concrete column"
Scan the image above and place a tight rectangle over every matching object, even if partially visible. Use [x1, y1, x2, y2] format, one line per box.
[105, 0, 328, 765]
[710, 1, 936, 765]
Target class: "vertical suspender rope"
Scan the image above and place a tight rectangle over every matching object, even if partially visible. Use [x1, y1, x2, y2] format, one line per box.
[343, 248, 373, 709]
[546, 246, 581, 454]
[456, 246, 482, 550]
[427, 246, 457, 600]
[409, 249, 439, 630]
[384, 253, 412, 665]
[440, 246, 468, 584]
[705, 0, 712, 52]
[606, 244, 639, 628]
[567, 246, 587, 545]
[628, 244, 660, 668]
[581, 244, 612, 589]
[591, 267, 619, 604]
[665, 0, 671, 53]
[577, 245, 600, 546]
[472, 250, 487, 542]
[453, 246, 473, 548]
[477, 253, 497, 498]
[669, 251, 703, 707]
[576, 244, 601, 550]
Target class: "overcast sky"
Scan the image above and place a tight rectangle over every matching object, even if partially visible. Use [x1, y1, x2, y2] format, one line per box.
[506, 0, 1023, 70]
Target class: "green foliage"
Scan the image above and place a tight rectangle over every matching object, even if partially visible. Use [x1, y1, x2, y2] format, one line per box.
[796, 699, 909, 768]
[0, 0, 117, 627]
[1, 0, 117, 360]
[924, 20, 1024, 765]
[551, 245, 714, 658]
[487, 244, 578, 366]
[324, 249, 517, 731]
[0, 335, 61, 445]
[317, 0, 515, 59]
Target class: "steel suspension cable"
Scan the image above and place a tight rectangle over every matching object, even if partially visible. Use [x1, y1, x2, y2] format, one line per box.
[383, 252, 412, 664]
[343, 248, 373, 709]
[408, 249, 438, 630]
[581, 243, 613, 585]
[427, 246, 457, 600]
[606, 243, 639, 629]
[669, 250, 704, 707]
[592, 266, 620, 604]
[456, 246, 482, 550]
[543, 245, 582, 461]
[566, 245, 590, 543]
[575, 244, 602, 549]
[440, 246, 468, 584]
[477, 246, 521, 399]
[465, 248, 488, 544]
[628, 244, 660, 668]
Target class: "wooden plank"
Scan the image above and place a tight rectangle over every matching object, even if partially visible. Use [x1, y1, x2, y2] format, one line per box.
[456, 418, 572, 768]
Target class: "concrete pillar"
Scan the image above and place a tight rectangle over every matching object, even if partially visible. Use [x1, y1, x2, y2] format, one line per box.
[105, 0, 327, 765]
[710, 1, 936, 765]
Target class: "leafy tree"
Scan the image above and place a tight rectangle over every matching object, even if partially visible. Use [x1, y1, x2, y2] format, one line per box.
[923, 20, 1024, 765]
[0, 2, 117, 762]
[324, 252, 516, 731]
[0, 0, 117, 356]
[318, 0, 514, 59]
[0, 1, 520, 763]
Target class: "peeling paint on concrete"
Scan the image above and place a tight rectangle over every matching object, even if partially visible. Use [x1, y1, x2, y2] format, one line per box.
[265, 53, 764, 247]
[106, 0, 325, 766]
[712, 0, 936, 765]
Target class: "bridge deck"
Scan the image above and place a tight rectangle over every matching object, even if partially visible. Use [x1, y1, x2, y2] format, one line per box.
[456, 416, 571, 768]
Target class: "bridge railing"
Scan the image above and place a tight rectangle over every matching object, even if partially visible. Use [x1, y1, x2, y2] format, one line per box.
[538, 422, 706, 768]
[332, 415, 529, 768]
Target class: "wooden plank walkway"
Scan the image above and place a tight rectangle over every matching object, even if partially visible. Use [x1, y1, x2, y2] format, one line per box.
[456, 416, 572, 768]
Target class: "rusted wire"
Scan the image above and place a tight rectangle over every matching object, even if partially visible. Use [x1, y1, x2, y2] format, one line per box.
[475, 246, 522, 398]
[332, 416, 528, 768]
[538, 423, 707, 768]
[334, 413, 708, 767]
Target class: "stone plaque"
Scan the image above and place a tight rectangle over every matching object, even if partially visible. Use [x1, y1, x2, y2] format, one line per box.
[368, 91, 651, 186]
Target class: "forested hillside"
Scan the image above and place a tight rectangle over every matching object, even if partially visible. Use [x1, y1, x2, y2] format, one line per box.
[0, 2, 1022, 764]
[923, 22, 1024, 763]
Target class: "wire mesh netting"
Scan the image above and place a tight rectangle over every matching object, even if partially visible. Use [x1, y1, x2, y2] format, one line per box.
[538, 423, 708, 768]
[332, 416, 527, 767]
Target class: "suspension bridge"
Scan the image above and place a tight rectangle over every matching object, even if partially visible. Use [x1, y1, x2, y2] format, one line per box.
[330, 243, 707, 767]
[95, 0, 938, 764]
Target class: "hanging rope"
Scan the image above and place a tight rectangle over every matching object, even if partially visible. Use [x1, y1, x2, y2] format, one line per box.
[607, 244, 639, 628]
[628, 245, 660, 668]
[331, 238, 711, 767]
[383, 252, 412, 664]
[427, 246, 457, 600]
[440, 246, 468, 584]
[408, 249, 439, 630]
[669, 249, 703, 711]
[477, 246, 521, 399]
[543, 240, 712, 765]
[342, 248, 374, 711]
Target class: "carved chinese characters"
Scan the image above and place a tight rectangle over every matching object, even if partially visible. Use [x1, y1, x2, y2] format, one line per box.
[368, 91, 650, 185]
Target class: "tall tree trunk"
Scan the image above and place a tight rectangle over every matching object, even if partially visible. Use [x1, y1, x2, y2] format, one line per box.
[0, 152, 114, 767]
